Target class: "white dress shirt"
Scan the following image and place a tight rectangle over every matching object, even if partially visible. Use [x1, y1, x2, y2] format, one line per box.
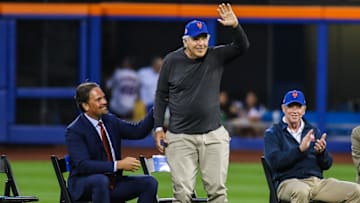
[84, 113, 117, 171]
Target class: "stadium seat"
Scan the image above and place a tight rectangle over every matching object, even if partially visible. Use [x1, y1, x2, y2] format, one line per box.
[0, 154, 39, 202]
[139, 154, 208, 203]
[50, 155, 90, 203]
[260, 156, 325, 203]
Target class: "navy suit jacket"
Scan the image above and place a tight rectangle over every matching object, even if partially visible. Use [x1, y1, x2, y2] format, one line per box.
[65, 109, 154, 200]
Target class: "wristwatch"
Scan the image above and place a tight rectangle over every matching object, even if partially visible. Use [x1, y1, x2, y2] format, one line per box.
[155, 127, 164, 133]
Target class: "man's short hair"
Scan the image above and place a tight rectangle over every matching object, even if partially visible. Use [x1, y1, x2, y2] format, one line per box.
[75, 82, 99, 112]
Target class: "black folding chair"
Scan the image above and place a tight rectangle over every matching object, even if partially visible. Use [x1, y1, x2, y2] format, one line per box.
[261, 156, 325, 203]
[140, 154, 208, 203]
[50, 155, 90, 203]
[261, 156, 284, 203]
[0, 155, 39, 202]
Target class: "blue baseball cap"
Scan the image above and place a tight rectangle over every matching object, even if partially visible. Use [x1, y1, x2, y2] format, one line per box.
[183, 20, 209, 38]
[282, 90, 306, 106]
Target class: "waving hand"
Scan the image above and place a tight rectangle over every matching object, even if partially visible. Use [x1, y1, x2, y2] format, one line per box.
[217, 3, 239, 28]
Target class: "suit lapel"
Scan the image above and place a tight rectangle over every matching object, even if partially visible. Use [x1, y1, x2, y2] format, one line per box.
[80, 114, 102, 141]
[80, 114, 108, 160]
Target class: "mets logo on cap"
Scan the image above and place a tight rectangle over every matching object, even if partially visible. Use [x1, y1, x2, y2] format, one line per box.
[283, 90, 306, 106]
[196, 22, 203, 30]
[292, 91, 298, 99]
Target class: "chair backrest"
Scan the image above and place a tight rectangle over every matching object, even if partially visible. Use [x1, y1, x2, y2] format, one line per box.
[0, 154, 21, 197]
[261, 156, 281, 203]
[139, 154, 208, 202]
[0, 154, 39, 202]
[51, 155, 73, 203]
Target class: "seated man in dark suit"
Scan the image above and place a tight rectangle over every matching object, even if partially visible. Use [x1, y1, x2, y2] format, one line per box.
[65, 82, 157, 203]
[264, 89, 360, 203]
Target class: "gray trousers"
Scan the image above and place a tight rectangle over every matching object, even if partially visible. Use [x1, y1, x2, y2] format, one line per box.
[278, 176, 360, 203]
[165, 126, 230, 203]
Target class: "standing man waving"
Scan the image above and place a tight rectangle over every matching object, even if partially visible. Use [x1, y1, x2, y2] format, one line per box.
[154, 3, 249, 202]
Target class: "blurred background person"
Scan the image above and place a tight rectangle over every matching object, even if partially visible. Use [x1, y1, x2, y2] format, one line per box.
[132, 95, 147, 122]
[219, 90, 241, 134]
[241, 90, 267, 122]
[230, 90, 267, 137]
[219, 90, 240, 123]
[137, 56, 163, 112]
[106, 56, 139, 120]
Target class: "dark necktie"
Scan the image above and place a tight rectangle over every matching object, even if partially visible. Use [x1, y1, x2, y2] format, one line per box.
[98, 121, 113, 161]
[98, 121, 116, 189]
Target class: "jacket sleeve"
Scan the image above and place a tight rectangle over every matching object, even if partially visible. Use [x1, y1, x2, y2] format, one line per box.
[66, 126, 114, 175]
[115, 108, 154, 140]
[215, 24, 250, 63]
[232, 24, 250, 55]
[154, 55, 171, 128]
[264, 126, 308, 171]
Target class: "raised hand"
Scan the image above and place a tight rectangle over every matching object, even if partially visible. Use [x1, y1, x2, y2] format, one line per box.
[314, 133, 327, 154]
[299, 129, 315, 152]
[217, 3, 239, 28]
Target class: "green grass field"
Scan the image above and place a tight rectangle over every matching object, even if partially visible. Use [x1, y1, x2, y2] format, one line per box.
[0, 161, 356, 203]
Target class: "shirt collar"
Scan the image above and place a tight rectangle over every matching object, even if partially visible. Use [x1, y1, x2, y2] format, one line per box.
[84, 113, 102, 128]
[282, 116, 305, 134]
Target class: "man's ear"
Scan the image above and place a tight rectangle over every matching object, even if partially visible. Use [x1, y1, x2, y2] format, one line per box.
[281, 104, 286, 113]
[82, 103, 89, 112]
[183, 38, 187, 48]
[301, 105, 307, 115]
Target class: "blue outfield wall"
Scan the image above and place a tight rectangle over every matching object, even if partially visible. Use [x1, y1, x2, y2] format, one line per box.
[122, 110, 358, 153]
[228, 137, 351, 153]
[121, 134, 351, 153]
[2, 110, 357, 153]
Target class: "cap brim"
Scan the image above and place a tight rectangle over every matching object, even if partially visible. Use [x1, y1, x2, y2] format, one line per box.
[187, 32, 209, 38]
[284, 101, 305, 106]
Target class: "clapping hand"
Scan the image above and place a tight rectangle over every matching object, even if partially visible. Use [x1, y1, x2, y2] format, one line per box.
[314, 133, 327, 154]
[299, 129, 315, 152]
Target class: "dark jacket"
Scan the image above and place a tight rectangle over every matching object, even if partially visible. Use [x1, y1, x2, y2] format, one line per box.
[264, 118, 332, 184]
